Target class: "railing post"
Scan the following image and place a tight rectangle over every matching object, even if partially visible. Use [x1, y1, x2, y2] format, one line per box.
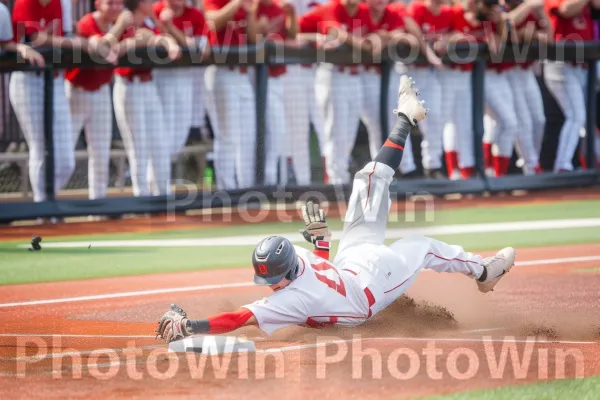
[585, 59, 597, 169]
[255, 63, 268, 186]
[472, 59, 486, 178]
[43, 67, 55, 201]
[380, 60, 391, 140]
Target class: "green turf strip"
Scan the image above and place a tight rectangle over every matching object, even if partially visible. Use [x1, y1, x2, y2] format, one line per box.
[2, 226, 599, 285]
[419, 376, 600, 400]
[7, 199, 600, 244]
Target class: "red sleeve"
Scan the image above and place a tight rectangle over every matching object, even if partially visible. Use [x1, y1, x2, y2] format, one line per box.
[203, 0, 226, 12]
[313, 249, 330, 260]
[406, 2, 421, 24]
[387, 9, 406, 30]
[12, 0, 41, 41]
[206, 309, 254, 334]
[76, 14, 96, 38]
[192, 9, 208, 36]
[299, 6, 323, 33]
[546, 0, 561, 14]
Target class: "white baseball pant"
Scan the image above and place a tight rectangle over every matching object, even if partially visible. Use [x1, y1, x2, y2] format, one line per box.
[282, 64, 326, 185]
[113, 75, 171, 196]
[154, 68, 194, 158]
[315, 64, 363, 185]
[9, 71, 75, 202]
[544, 62, 587, 172]
[408, 67, 444, 170]
[190, 66, 207, 131]
[387, 65, 416, 174]
[204, 65, 256, 189]
[65, 82, 112, 199]
[61, 0, 73, 34]
[440, 68, 475, 171]
[333, 162, 485, 315]
[506, 67, 545, 174]
[264, 75, 287, 185]
[484, 70, 519, 158]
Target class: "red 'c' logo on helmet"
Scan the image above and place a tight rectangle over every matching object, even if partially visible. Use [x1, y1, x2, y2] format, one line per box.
[258, 264, 268, 274]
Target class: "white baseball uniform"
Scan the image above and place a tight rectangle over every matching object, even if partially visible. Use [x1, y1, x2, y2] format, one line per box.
[153, 3, 208, 158]
[407, 2, 454, 173]
[113, 23, 171, 196]
[282, 0, 328, 186]
[64, 13, 114, 200]
[10, 0, 75, 202]
[243, 162, 485, 334]
[313, 2, 371, 185]
[544, 0, 593, 172]
[0, 3, 12, 43]
[203, 0, 256, 189]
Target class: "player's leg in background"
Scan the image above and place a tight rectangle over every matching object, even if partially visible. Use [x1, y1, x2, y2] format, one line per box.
[360, 67, 383, 159]
[307, 65, 327, 175]
[439, 69, 462, 180]
[61, 0, 73, 35]
[388, 66, 416, 176]
[52, 75, 76, 192]
[523, 67, 546, 160]
[190, 66, 208, 136]
[236, 69, 257, 188]
[144, 80, 171, 196]
[344, 71, 364, 179]
[484, 71, 519, 177]
[9, 72, 47, 201]
[170, 69, 194, 157]
[113, 77, 149, 196]
[507, 68, 539, 175]
[482, 112, 497, 176]
[204, 66, 238, 189]
[154, 69, 177, 156]
[84, 85, 113, 199]
[264, 75, 286, 185]
[283, 65, 311, 186]
[544, 62, 586, 172]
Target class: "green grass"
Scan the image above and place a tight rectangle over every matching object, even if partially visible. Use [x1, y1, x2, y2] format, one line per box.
[2, 226, 600, 285]
[420, 376, 600, 399]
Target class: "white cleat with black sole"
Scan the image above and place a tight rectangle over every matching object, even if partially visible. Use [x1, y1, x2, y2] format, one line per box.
[393, 75, 428, 126]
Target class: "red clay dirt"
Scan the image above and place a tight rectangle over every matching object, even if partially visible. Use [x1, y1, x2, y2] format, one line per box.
[1, 186, 599, 241]
[1, 244, 599, 399]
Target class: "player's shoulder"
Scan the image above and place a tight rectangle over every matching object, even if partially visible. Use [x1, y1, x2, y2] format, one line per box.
[440, 4, 454, 16]
[407, 0, 426, 13]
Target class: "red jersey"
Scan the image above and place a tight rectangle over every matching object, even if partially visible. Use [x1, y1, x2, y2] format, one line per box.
[546, 0, 593, 41]
[11, 0, 64, 43]
[449, 4, 485, 71]
[407, 2, 453, 41]
[114, 24, 156, 79]
[312, 2, 372, 37]
[203, 0, 247, 46]
[257, 0, 288, 77]
[370, 5, 406, 32]
[65, 13, 114, 91]
[513, 12, 546, 69]
[387, 1, 406, 16]
[153, 3, 208, 37]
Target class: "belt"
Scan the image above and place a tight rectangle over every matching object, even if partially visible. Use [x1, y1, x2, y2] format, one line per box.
[124, 73, 152, 83]
[228, 65, 248, 74]
[72, 82, 108, 92]
[301, 63, 312, 69]
[364, 65, 381, 75]
[342, 268, 376, 318]
[337, 65, 360, 75]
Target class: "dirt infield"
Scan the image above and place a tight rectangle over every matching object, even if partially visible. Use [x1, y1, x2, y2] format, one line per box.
[2, 186, 599, 241]
[1, 244, 599, 399]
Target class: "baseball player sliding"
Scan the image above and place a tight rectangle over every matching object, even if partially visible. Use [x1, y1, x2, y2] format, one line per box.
[156, 76, 516, 342]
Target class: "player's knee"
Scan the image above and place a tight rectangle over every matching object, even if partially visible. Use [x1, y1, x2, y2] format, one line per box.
[55, 155, 76, 181]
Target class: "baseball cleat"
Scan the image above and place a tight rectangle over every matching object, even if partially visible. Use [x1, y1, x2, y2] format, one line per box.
[393, 75, 428, 126]
[477, 247, 516, 293]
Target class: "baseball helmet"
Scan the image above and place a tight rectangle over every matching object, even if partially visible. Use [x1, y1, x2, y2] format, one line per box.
[252, 236, 299, 285]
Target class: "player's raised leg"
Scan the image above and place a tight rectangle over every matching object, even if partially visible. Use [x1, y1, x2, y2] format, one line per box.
[335, 76, 427, 259]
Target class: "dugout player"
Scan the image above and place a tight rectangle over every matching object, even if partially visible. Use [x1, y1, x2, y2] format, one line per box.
[153, 0, 211, 160]
[112, 0, 181, 197]
[202, 0, 260, 190]
[543, 0, 599, 172]
[10, 0, 116, 204]
[64, 0, 133, 201]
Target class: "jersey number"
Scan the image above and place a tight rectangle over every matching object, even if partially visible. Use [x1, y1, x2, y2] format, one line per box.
[311, 262, 347, 297]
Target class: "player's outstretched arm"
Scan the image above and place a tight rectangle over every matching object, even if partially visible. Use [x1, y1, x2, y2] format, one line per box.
[156, 305, 257, 343]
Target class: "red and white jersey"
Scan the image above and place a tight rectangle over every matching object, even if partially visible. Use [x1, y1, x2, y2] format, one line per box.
[242, 246, 375, 334]
[0, 3, 13, 43]
[153, 2, 208, 38]
[65, 13, 114, 91]
[203, 0, 248, 46]
[11, 0, 64, 43]
[546, 0, 593, 41]
[406, 1, 453, 41]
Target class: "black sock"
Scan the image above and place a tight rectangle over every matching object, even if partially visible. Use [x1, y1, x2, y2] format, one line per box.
[477, 267, 488, 282]
[373, 113, 413, 171]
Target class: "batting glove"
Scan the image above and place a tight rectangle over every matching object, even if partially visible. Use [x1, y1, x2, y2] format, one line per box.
[299, 201, 331, 250]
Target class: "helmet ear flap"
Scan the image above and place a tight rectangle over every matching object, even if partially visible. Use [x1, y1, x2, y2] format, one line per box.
[285, 261, 299, 281]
